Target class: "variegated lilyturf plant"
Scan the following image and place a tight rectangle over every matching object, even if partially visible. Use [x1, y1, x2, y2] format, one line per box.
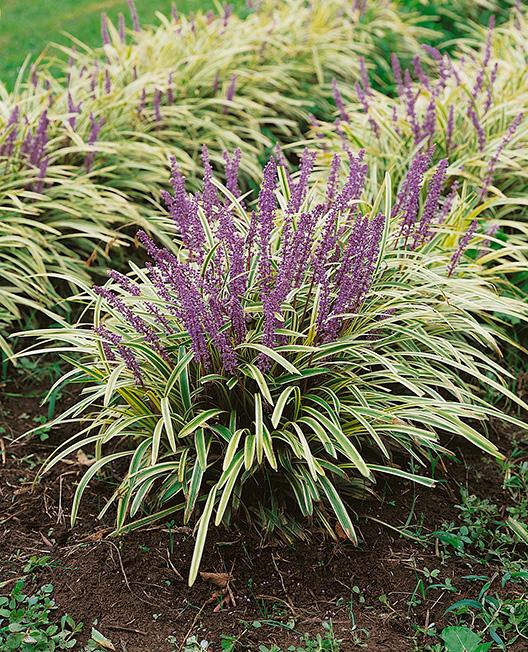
[26, 147, 527, 585]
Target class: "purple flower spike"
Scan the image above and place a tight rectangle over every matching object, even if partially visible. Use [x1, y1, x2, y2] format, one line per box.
[85, 113, 105, 172]
[359, 57, 372, 96]
[101, 13, 110, 45]
[287, 148, 316, 214]
[412, 55, 430, 89]
[108, 270, 174, 334]
[391, 54, 404, 96]
[94, 325, 117, 362]
[421, 97, 437, 142]
[225, 74, 237, 106]
[472, 16, 495, 99]
[138, 238, 210, 366]
[153, 89, 163, 125]
[403, 70, 421, 143]
[108, 270, 140, 296]
[67, 91, 82, 130]
[223, 148, 243, 201]
[95, 325, 144, 386]
[332, 78, 349, 123]
[448, 219, 478, 276]
[200, 144, 219, 220]
[355, 82, 380, 137]
[353, 0, 367, 13]
[394, 147, 434, 243]
[33, 156, 49, 194]
[212, 72, 220, 96]
[324, 212, 385, 341]
[94, 285, 170, 362]
[118, 13, 126, 42]
[0, 106, 20, 158]
[253, 160, 280, 365]
[326, 153, 341, 203]
[223, 4, 233, 28]
[413, 159, 448, 248]
[104, 69, 112, 94]
[84, 113, 105, 172]
[167, 73, 174, 105]
[484, 62, 499, 114]
[422, 45, 450, 94]
[467, 106, 486, 151]
[480, 111, 523, 199]
[30, 66, 38, 89]
[257, 158, 278, 298]
[128, 0, 141, 31]
[342, 149, 368, 205]
[21, 109, 50, 191]
[163, 157, 206, 258]
[89, 64, 98, 96]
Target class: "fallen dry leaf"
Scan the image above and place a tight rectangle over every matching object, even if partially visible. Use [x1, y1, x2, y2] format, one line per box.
[335, 522, 347, 540]
[76, 450, 96, 466]
[81, 527, 112, 542]
[40, 533, 54, 548]
[199, 571, 230, 588]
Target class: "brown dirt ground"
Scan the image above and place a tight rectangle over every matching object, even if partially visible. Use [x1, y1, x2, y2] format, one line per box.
[0, 377, 526, 652]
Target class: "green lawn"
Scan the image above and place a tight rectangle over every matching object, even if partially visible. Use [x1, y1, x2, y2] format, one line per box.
[0, 0, 247, 89]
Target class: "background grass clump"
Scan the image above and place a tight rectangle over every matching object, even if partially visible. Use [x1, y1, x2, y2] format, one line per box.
[0, 0, 247, 90]
[308, 7, 528, 209]
[304, 5, 528, 314]
[0, 0, 428, 355]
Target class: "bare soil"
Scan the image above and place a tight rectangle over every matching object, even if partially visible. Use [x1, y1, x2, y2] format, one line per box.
[0, 378, 526, 651]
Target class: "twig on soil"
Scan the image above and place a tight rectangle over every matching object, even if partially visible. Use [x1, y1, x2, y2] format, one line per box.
[166, 550, 184, 581]
[178, 601, 209, 652]
[271, 552, 295, 614]
[105, 540, 132, 592]
[256, 594, 298, 615]
[106, 624, 146, 635]
[363, 515, 428, 543]
[429, 591, 445, 612]
[0, 513, 19, 526]
[43, 489, 53, 519]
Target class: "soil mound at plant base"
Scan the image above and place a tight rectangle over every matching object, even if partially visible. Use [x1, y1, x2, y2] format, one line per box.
[1, 380, 526, 651]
